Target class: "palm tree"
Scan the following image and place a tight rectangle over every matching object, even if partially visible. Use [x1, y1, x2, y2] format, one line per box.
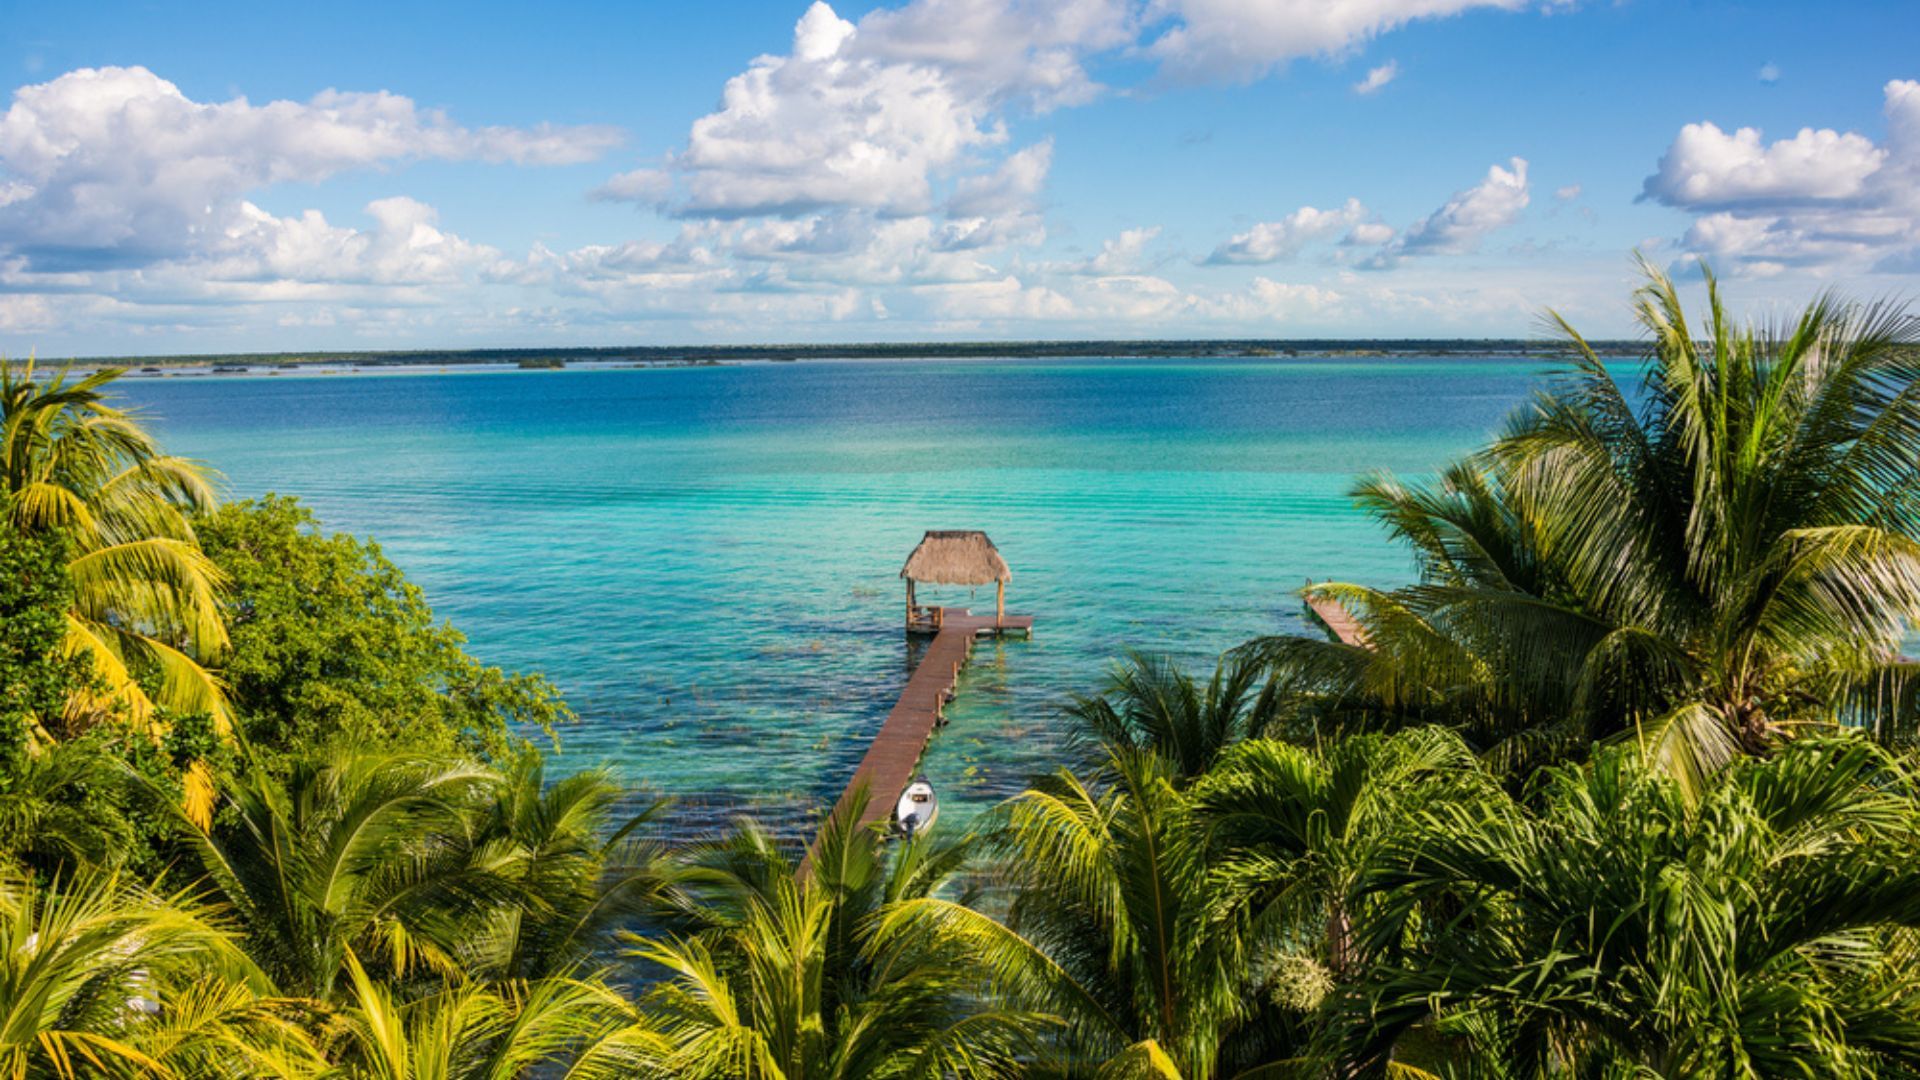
[625, 786, 1044, 1078]
[460, 756, 672, 982]
[0, 360, 227, 735]
[0, 739, 136, 874]
[0, 866, 312, 1078]
[1340, 736, 1920, 1074]
[171, 751, 511, 1001]
[882, 746, 1295, 1078]
[325, 952, 642, 1080]
[1248, 261, 1920, 788]
[1064, 651, 1282, 784]
[1190, 727, 1490, 996]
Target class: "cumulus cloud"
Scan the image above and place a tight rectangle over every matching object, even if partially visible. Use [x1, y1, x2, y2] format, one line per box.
[946, 139, 1053, 217]
[1642, 121, 1883, 208]
[615, 3, 1021, 219]
[1206, 198, 1369, 264]
[209, 197, 517, 286]
[1342, 221, 1396, 246]
[0, 65, 621, 269]
[1384, 156, 1530, 259]
[1353, 60, 1398, 95]
[1068, 226, 1161, 274]
[852, 0, 1135, 110]
[610, 0, 1553, 226]
[1144, 0, 1553, 83]
[1646, 80, 1920, 274]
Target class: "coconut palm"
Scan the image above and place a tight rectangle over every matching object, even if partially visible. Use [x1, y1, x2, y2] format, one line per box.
[625, 786, 1044, 1078]
[0, 738, 136, 874]
[881, 745, 1302, 1078]
[1339, 736, 1920, 1075]
[0, 866, 312, 1078]
[1247, 261, 1920, 788]
[170, 751, 512, 1002]
[1190, 727, 1490, 997]
[325, 952, 642, 1080]
[1064, 651, 1283, 785]
[0, 360, 227, 736]
[459, 756, 672, 982]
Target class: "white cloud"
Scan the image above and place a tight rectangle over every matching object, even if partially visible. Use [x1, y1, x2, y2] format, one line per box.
[1206, 198, 1369, 264]
[852, 0, 1135, 110]
[1554, 183, 1582, 201]
[1078, 226, 1161, 274]
[1342, 221, 1396, 246]
[946, 139, 1053, 217]
[0, 292, 54, 331]
[620, 2, 1019, 219]
[592, 168, 673, 203]
[1353, 60, 1398, 95]
[1144, 0, 1548, 83]
[919, 274, 1075, 321]
[1387, 156, 1530, 258]
[1647, 80, 1920, 275]
[0, 65, 621, 268]
[1758, 62, 1780, 84]
[1642, 121, 1883, 208]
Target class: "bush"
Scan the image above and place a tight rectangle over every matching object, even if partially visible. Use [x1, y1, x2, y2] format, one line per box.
[195, 495, 572, 768]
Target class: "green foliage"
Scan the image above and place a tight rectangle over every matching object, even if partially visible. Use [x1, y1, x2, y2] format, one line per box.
[0, 529, 86, 767]
[1065, 650, 1283, 784]
[0, 867, 289, 1078]
[1, 359, 227, 729]
[195, 495, 571, 764]
[1342, 736, 1920, 1075]
[628, 787, 1044, 1078]
[1248, 260, 1920, 788]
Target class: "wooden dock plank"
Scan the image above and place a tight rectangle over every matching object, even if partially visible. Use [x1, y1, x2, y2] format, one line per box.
[1304, 585, 1371, 649]
[801, 607, 1031, 875]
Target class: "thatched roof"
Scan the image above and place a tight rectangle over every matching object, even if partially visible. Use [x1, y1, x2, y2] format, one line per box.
[900, 530, 1011, 586]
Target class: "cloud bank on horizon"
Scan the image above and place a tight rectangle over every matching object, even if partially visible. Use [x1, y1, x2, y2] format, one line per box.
[0, 0, 1915, 351]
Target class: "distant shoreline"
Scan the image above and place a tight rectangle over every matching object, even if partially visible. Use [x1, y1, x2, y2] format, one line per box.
[46, 338, 1647, 374]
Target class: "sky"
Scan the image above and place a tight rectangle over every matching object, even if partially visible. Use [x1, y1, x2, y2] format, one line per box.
[1, 0, 1917, 355]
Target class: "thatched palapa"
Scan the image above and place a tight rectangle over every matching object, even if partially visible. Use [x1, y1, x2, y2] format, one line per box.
[899, 530, 1011, 586]
[900, 530, 1012, 628]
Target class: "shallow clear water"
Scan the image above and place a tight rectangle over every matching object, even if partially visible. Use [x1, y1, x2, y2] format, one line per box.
[121, 356, 1553, 836]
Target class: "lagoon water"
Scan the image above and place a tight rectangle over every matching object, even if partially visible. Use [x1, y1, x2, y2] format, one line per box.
[121, 356, 1554, 836]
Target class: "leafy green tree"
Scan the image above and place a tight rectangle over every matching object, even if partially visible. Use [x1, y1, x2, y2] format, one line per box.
[1249, 262, 1920, 788]
[1190, 728, 1490, 1003]
[0, 739, 138, 875]
[194, 495, 571, 765]
[1343, 737, 1920, 1075]
[0, 360, 226, 734]
[0, 530, 89, 759]
[627, 787, 1044, 1078]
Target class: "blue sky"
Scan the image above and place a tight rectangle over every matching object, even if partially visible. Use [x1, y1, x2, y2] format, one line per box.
[1, 0, 1916, 354]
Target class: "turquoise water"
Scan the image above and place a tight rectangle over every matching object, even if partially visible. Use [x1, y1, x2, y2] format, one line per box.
[120, 356, 1553, 835]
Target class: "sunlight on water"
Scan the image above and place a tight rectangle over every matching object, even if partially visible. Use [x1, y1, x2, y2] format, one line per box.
[122, 356, 1556, 837]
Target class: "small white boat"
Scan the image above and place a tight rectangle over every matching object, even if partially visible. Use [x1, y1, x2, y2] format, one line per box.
[895, 776, 938, 837]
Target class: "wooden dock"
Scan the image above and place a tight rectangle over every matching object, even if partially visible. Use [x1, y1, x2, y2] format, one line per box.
[803, 607, 1032, 874]
[1304, 584, 1371, 649]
